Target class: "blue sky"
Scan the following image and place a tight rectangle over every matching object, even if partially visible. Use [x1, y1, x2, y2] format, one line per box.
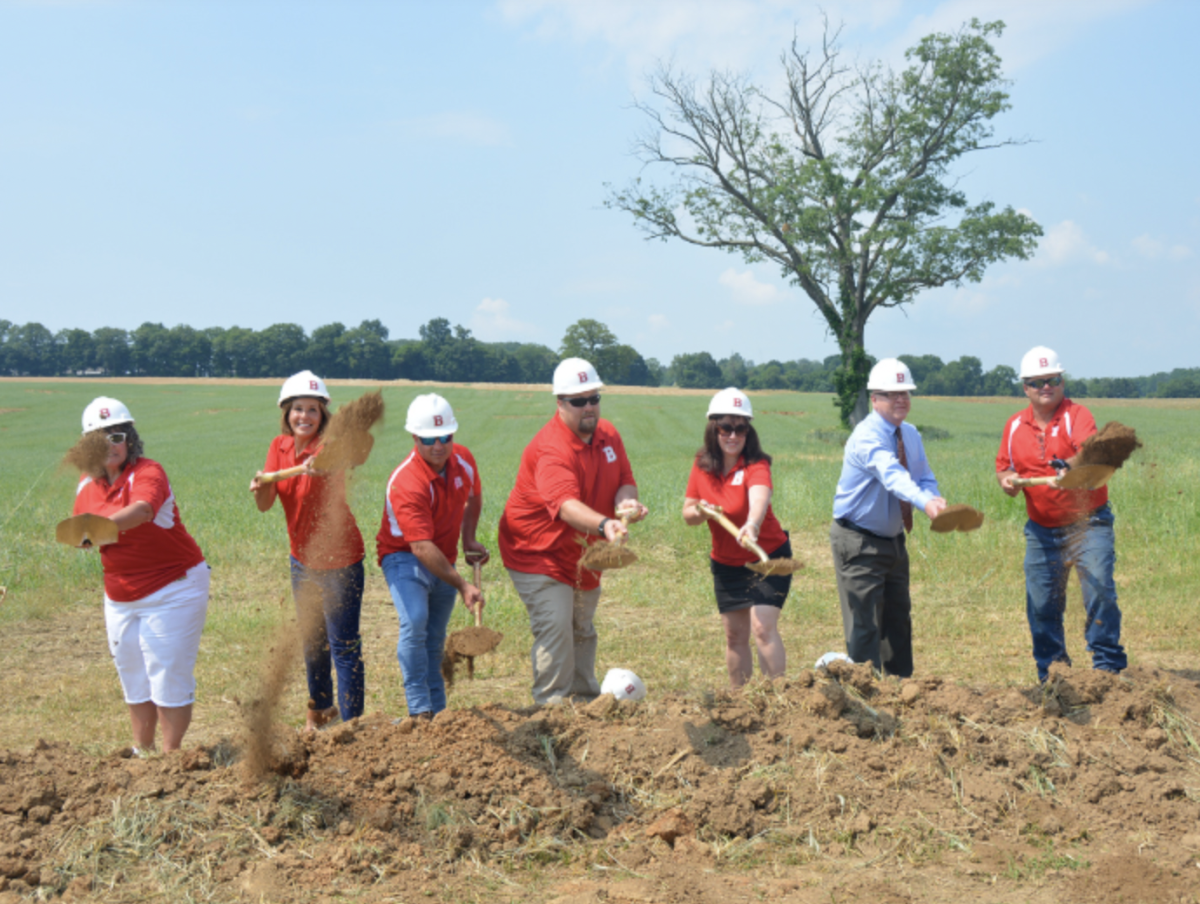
[1, 0, 1196, 378]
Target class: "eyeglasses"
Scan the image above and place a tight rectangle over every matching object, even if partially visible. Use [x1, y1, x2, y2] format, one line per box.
[716, 422, 750, 436]
[418, 433, 454, 446]
[873, 392, 910, 402]
[1023, 376, 1063, 390]
[564, 394, 601, 409]
[106, 432, 127, 445]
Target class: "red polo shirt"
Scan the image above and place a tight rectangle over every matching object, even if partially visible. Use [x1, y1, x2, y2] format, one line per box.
[685, 456, 788, 567]
[498, 415, 636, 591]
[377, 444, 480, 564]
[264, 434, 365, 569]
[996, 398, 1107, 528]
[73, 458, 205, 602]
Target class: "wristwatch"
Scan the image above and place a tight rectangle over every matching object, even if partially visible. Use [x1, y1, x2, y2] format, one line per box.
[597, 518, 610, 536]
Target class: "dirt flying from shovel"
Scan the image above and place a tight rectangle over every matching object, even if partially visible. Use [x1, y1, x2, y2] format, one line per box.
[60, 431, 110, 481]
[1077, 421, 1142, 469]
[311, 390, 384, 472]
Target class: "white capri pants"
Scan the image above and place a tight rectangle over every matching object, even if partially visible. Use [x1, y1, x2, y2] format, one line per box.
[104, 562, 210, 708]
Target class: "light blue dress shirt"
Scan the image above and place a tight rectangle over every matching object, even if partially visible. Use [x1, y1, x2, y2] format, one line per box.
[832, 411, 940, 538]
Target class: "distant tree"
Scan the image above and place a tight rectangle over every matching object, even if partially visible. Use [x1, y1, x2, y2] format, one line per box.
[747, 361, 788, 390]
[256, 323, 308, 377]
[981, 364, 1018, 396]
[510, 343, 558, 383]
[0, 319, 11, 374]
[392, 340, 429, 380]
[93, 327, 131, 376]
[608, 19, 1041, 425]
[720, 353, 749, 388]
[209, 326, 258, 377]
[1157, 374, 1200, 397]
[56, 328, 96, 374]
[643, 357, 667, 386]
[308, 322, 350, 378]
[344, 319, 392, 379]
[131, 322, 174, 375]
[560, 319, 618, 363]
[899, 354, 945, 388]
[925, 356, 983, 396]
[672, 351, 724, 388]
[168, 325, 212, 377]
[419, 318, 453, 349]
[6, 322, 57, 375]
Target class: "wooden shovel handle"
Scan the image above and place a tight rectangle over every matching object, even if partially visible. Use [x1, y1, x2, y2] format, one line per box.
[258, 464, 310, 485]
[697, 501, 770, 563]
[1010, 476, 1060, 488]
[465, 552, 486, 627]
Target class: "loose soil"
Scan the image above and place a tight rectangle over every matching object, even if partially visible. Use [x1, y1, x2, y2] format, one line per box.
[1078, 421, 1143, 469]
[3, 663, 1199, 903]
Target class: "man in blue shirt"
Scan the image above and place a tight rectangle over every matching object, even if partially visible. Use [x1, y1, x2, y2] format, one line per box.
[830, 359, 946, 677]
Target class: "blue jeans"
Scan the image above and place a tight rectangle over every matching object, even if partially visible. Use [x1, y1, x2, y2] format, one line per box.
[381, 551, 458, 716]
[289, 557, 365, 721]
[1024, 504, 1126, 682]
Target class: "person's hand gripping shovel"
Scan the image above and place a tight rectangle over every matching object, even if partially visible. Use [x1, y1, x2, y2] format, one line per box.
[696, 501, 804, 576]
[442, 550, 503, 685]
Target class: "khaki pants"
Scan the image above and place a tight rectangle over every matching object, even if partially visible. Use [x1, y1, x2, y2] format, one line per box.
[507, 570, 602, 704]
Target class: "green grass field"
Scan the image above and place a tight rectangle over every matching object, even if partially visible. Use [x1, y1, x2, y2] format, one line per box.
[2, 379, 1197, 752]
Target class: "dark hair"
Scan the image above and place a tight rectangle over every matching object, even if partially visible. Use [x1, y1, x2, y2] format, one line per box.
[696, 416, 771, 476]
[279, 398, 331, 437]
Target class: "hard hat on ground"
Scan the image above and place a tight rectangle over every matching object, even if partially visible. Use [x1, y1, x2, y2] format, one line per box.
[279, 370, 331, 407]
[707, 387, 753, 419]
[600, 668, 646, 702]
[814, 651, 854, 669]
[867, 358, 917, 392]
[406, 393, 459, 438]
[82, 397, 135, 434]
[553, 357, 604, 395]
[1019, 346, 1065, 380]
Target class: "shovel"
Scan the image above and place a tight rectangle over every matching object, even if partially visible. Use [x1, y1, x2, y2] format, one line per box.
[442, 552, 503, 685]
[56, 513, 119, 548]
[1011, 464, 1116, 491]
[257, 390, 384, 485]
[697, 502, 804, 577]
[578, 508, 640, 572]
[929, 504, 985, 533]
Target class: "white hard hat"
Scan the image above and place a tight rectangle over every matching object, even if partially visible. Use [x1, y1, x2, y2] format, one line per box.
[707, 387, 753, 418]
[1019, 346, 1065, 380]
[406, 393, 459, 438]
[552, 357, 604, 396]
[814, 651, 853, 670]
[279, 370, 331, 407]
[81, 397, 134, 435]
[600, 668, 646, 702]
[867, 358, 917, 392]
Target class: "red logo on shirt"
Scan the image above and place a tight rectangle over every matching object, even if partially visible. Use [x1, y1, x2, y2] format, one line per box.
[434, 415, 443, 427]
[100, 408, 110, 419]
[896, 373, 904, 383]
[309, 380, 318, 390]
[733, 398, 742, 407]
[1039, 357, 1048, 368]
[578, 371, 587, 383]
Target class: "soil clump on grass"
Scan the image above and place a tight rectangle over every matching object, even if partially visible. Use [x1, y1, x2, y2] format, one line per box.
[2, 664, 1198, 903]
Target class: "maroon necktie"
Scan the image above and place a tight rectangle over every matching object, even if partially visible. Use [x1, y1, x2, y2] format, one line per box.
[895, 428, 914, 534]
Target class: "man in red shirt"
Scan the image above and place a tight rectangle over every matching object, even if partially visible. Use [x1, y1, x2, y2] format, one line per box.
[995, 346, 1126, 682]
[499, 357, 648, 705]
[378, 394, 485, 718]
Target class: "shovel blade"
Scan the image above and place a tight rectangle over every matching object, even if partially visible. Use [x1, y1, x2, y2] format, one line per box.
[748, 557, 804, 577]
[56, 513, 119, 548]
[930, 504, 985, 534]
[1057, 464, 1115, 490]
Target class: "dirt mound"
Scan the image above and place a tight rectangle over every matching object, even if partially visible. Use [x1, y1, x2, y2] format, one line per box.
[2, 665, 1199, 902]
[1078, 421, 1142, 469]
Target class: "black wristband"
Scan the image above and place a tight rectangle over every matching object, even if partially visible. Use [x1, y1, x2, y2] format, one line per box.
[598, 518, 610, 536]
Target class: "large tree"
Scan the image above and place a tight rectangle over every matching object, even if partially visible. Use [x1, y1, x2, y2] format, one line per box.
[608, 19, 1041, 424]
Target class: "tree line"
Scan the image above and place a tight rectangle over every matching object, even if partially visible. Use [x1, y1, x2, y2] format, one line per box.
[1, 317, 1195, 398]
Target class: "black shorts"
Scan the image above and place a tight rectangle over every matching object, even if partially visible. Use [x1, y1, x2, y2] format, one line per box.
[709, 535, 793, 615]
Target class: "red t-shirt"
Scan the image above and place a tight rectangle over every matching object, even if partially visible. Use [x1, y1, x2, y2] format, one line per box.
[73, 458, 206, 602]
[685, 456, 788, 567]
[498, 415, 636, 591]
[376, 444, 480, 565]
[264, 434, 365, 569]
[995, 398, 1107, 528]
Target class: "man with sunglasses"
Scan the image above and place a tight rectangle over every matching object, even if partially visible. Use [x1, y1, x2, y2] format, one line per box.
[378, 393, 486, 718]
[996, 346, 1125, 681]
[499, 357, 648, 705]
[830, 358, 946, 678]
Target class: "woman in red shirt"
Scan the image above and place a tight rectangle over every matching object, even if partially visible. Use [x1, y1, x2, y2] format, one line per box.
[682, 388, 792, 687]
[251, 371, 366, 731]
[71, 396, 209, 754]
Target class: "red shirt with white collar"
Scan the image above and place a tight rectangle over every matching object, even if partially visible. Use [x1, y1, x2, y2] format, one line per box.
[685, 456, 788, 567]
[73, 458, 205, 602]
[995, 398, 1107, 528]
[499, 415, 636, 591]
[264, 434, 365, 569]
[377, 444, 480, 564]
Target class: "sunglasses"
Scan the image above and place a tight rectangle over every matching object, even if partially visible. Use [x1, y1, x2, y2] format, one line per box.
[716, 422, 750, 436]
[565, 394, 601, 409]
[1024, 376, 1063, 390]
[418, 433, 454, 446]
[106, 432, 128, 445]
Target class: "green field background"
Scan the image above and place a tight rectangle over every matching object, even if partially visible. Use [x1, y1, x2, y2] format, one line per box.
[1, 380, 1196, 751]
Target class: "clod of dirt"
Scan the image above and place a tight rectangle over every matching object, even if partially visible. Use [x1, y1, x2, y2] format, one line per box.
[645, 808, 693, 846]
[61, 431, 110, 480]
[1077, 421, 1142, 469]
[578, 541, 637, 571]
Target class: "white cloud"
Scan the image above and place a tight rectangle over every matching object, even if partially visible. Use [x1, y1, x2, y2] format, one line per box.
[718, 268, 781, 305]
[1035, 220, 1109, 267]
[396, 112, 513, 147]
[469, 297, 536, 340]
[648, 314, 669, 330]
[1132, 234, 1192, 261]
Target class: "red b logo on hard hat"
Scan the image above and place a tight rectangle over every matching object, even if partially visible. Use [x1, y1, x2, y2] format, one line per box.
[896, 373, 904, 383]
[100, 408, 110, 419]
[578, 372, 587, 383]
[1039, 357, 1048, 368]
[309, 380, 318, 390]
[434, 415, 443, 427]
[733, 398, 742, 407]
